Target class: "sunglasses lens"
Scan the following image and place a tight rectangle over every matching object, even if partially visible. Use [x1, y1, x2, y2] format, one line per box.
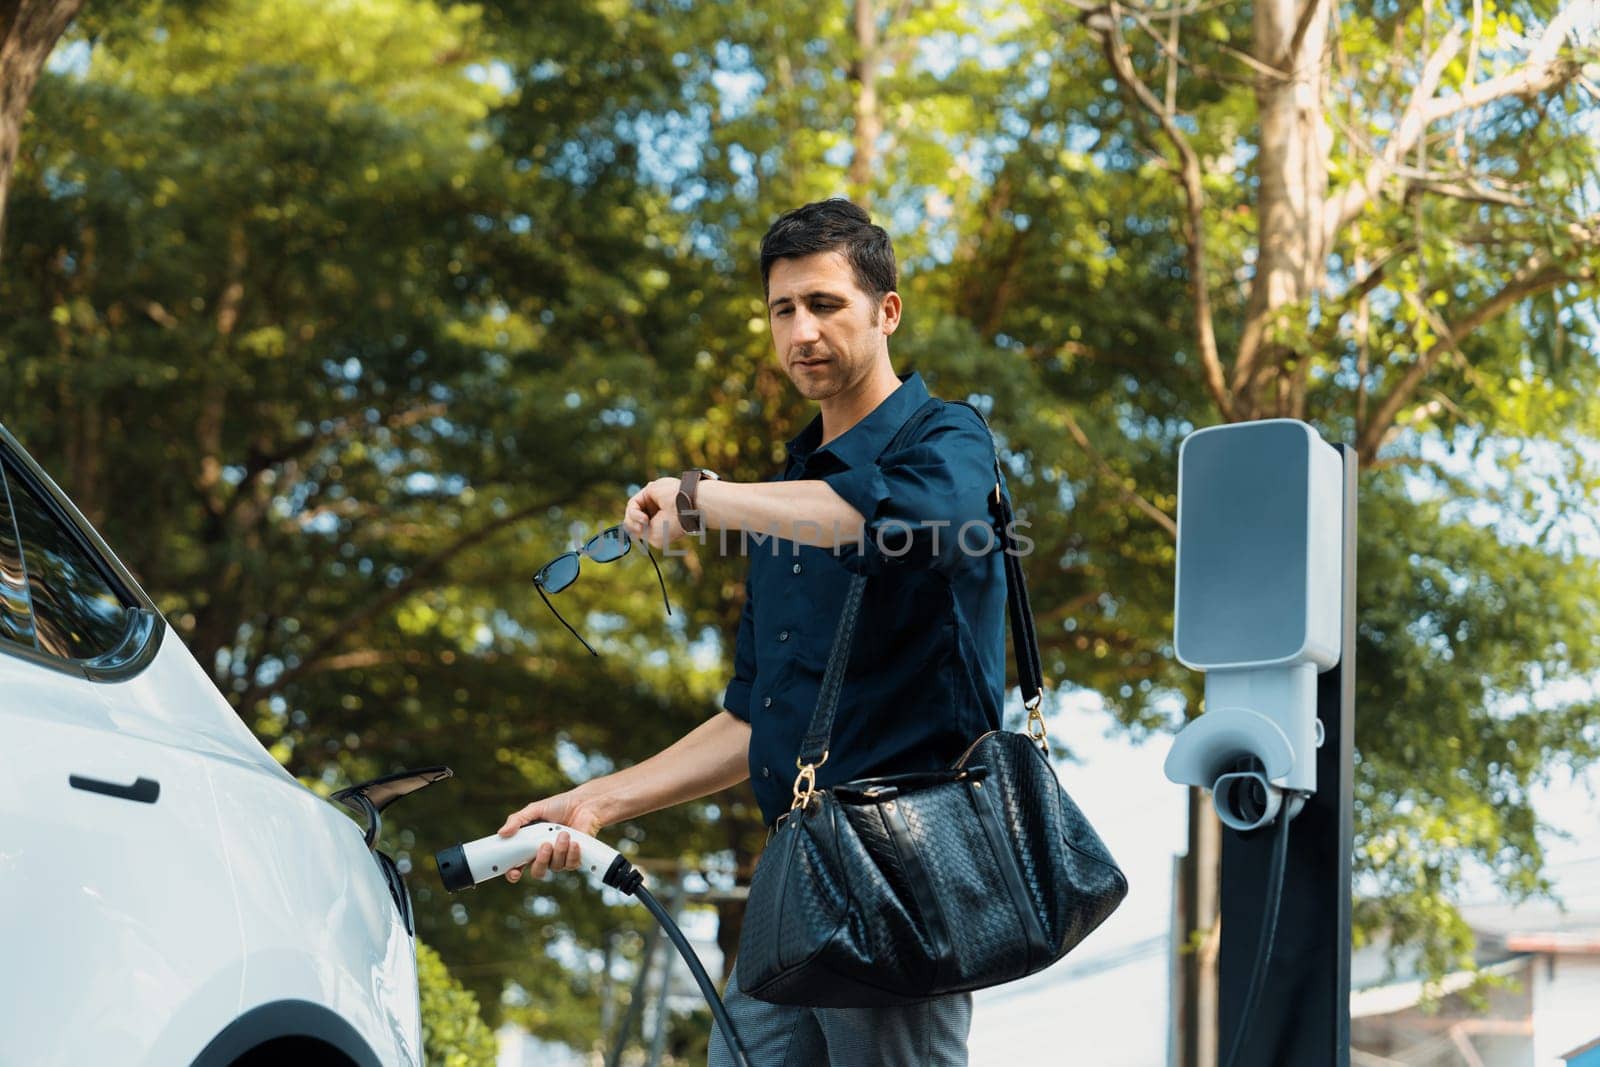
[538, 553, 580, 593]
[585, 526, 631, 563]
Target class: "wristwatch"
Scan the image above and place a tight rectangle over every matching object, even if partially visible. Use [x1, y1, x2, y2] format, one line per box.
[675, 468, 720, 534]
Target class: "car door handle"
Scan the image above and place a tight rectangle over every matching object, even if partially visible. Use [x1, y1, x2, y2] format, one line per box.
[69, 774, 161, 804]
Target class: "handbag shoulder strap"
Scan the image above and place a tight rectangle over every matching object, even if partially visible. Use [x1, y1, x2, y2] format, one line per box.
[798, 399, 1046, 767]
[960, 402, 1046, 717]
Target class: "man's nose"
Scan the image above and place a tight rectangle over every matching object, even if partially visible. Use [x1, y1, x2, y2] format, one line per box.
[790, 306, 822, 344]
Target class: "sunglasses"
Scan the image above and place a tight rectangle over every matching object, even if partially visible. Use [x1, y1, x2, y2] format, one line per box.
[532, 524, 671, 656]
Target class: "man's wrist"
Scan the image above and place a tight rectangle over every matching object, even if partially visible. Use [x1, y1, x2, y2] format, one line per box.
[570, 781, 624, 828]
[691, 475, 726, 530]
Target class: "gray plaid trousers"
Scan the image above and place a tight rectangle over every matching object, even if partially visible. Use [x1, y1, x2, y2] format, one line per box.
[707, 960, 972, 1066]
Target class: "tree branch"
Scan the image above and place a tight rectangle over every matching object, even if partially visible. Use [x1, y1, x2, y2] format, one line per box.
[194, 224, 250, 522]
[1331, 244, 1409, 316]
[1120, 4, 1274, 87]
[220, 401, 449, 531]
[885, 0, 917, 32]
[1165, 7, 1178, 113]
[1326, 25, 1463, 256]
[142, 300, 180, 328]
[1356, 253, 1595, 461]
[1403, 175, 1534, 210]
[1058, 407, 1178, 540]
[231, 492, 578, 711]
[1096, 3, 1233, 420]
[1281, 0, 1331, 73]
[1327, 2, 1589, 243]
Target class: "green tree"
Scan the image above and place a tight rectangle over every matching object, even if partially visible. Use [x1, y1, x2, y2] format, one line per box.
[4, 0, 751, 1042]
[417, 941, 499, 1067]
[980, 0, 1600, 990]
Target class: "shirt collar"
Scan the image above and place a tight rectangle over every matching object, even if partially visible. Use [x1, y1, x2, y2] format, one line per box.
[785, 372, 931, 469]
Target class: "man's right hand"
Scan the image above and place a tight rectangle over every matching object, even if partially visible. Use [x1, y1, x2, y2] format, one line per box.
[492, 713, 749, 886]
[497, 791, 604, 884]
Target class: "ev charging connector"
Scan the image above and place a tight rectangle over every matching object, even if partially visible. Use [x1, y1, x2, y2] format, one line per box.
[1165, 419, 1344, 830]
[435, 822, 629, 893]
[434, 824, 752, 1067]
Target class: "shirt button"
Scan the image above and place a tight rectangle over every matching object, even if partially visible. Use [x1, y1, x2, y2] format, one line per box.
[762, 696, 773, 708]
[792, 563, 803, 575]
[762, 767, 771, 779]
[778, 630, 790, 642]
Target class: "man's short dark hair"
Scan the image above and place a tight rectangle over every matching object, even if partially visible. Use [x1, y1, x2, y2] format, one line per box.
[759, 198, 897, 300]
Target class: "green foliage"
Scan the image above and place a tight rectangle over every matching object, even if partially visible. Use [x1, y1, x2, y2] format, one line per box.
[417, 940, 499, 1067]
[4, 0, 1598, 1051]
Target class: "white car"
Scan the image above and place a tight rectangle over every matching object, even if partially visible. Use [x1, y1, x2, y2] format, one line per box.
[0, 422, 446, 1066]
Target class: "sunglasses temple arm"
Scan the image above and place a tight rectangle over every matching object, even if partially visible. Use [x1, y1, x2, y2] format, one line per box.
[536, 582, 598, 657]
[642, 542, 672, 617]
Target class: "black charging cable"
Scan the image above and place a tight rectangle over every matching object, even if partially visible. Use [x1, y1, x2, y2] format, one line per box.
[601, 856, 752, 1067]
[1220, 805, 1294, 1067]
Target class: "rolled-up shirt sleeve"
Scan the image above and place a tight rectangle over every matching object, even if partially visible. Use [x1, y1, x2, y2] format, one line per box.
[721, 574, 757, 720]
[822, 405, 997, 576]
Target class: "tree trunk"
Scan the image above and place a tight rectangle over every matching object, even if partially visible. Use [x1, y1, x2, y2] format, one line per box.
[1231, 0, 1332, 419]
[1175, 788, 1222, 1067]
[0, 0, 85, 259]
[849, 0, 880, 199]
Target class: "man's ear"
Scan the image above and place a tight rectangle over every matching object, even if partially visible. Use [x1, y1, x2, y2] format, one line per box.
[880, 291, 902, 335]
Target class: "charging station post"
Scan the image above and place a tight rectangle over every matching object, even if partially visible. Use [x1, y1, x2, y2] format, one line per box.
[1164, 421, 1356, 1067]
[1217, 442, 1354, 1067]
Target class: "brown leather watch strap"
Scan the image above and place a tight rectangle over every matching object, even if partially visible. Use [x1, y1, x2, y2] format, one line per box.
[676, 468, 718, 534]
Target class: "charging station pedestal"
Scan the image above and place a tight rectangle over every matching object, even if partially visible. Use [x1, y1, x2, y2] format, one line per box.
[1166, 422, 1356, 1067]
[1220, 440, 1354, 1067]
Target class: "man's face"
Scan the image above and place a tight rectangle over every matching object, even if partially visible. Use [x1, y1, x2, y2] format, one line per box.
[766, 251, 899, 402]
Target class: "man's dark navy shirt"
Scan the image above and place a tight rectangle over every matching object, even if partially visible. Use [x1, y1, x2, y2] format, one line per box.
[721, 372, 1010, 824]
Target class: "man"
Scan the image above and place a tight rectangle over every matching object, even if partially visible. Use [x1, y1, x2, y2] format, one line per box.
[498, 198, 1008, 1065]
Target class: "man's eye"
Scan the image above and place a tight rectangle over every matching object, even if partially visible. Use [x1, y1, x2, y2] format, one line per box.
[775, 308, 793, 318]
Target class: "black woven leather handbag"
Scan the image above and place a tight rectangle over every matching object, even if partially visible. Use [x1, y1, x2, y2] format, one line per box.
[736, 399, 1128, 1008]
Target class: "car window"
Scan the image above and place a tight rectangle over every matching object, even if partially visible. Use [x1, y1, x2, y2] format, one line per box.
[0, 465, 38, 649]
[2, 461, 129, 659]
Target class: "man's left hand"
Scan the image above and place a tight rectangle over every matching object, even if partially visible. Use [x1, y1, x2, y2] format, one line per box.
[624, 476, 687, 548]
